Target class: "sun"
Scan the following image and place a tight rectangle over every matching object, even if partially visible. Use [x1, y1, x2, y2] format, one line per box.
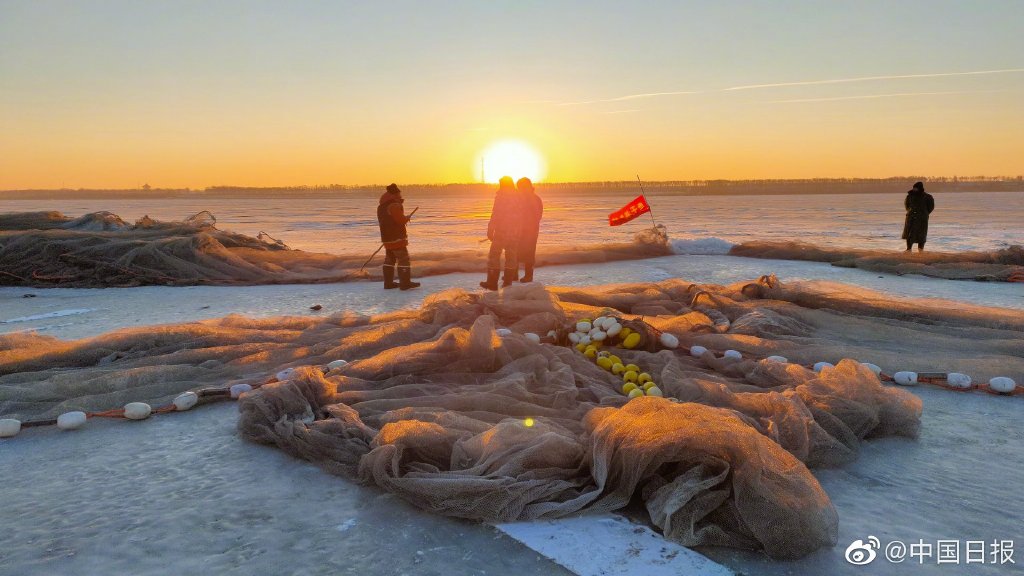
[478, 140, 545, 184]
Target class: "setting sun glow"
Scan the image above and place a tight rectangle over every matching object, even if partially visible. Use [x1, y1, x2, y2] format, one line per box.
[478, 140, 545, 184]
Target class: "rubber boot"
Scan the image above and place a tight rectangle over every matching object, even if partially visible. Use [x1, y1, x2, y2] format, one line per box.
[502, 268, 517, 288]
[479, 269, 500, 291]
[520, 265, 534, 283]
[397, 266, 420, 290]
[383, 265, 398, 289]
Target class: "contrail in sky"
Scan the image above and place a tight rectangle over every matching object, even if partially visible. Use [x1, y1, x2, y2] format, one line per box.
[558, 91, 698, 105]
[724, 68, 1024, 91]
[769, 89, 1009, 103]
[552, 67, 1024, 106]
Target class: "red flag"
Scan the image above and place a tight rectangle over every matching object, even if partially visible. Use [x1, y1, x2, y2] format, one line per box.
[608, 195, 651, 226]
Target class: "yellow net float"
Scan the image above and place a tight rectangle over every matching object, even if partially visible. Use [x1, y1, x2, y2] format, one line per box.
[623, 370, 638, 384]
[622, 332, 642, 349]
[622, 382, 639, 394]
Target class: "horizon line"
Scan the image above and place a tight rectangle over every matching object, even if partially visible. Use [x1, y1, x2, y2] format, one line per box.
[3, 174, 1024, 193]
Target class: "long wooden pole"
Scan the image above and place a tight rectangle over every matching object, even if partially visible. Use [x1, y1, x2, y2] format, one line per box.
[637, 175, 657, 227]
[360, 206, 419, 271]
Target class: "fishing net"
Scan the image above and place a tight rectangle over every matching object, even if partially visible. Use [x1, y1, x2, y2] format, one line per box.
[0, 211, 673, 287]
[731, 240, 1024, 282]
[8, 277, 1022, 557]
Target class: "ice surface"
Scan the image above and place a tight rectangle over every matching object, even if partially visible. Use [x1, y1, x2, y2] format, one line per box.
[4, 254, 1023, 341]
[731, 240, 1024, 281]
[4, 190, 1021, 255]
[1, 308, 94, 324]
[497, 515, 733, 576]
[0, 404, 577, 576]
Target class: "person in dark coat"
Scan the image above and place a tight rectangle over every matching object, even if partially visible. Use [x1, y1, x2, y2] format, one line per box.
[480, 176, 521, 290]
[515, 177, 543, 282]
[901, 181, 934, 252]
[377, 183, 420, 290]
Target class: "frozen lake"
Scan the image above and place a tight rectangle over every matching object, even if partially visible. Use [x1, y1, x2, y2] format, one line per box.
[3, 190, 1021, 256]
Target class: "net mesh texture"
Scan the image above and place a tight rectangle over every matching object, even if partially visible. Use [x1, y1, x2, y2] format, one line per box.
[8, 277, 1020, 558]
[0, 212, 673, 287]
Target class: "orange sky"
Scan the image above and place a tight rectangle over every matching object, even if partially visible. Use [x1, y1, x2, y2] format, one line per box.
[1, 2, 1023, 189]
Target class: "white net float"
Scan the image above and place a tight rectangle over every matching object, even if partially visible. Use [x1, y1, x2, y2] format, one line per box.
[659, 333, 679, 349]
[568, 332, 581, 344]
[893, 371, 918, 386]
[326, 359, 349, 370]
[57, 411, 87, 430]
[689, 345, 707, 357]
[525, 332, 541, 343]
[989, 376, 1017, 393]
[861, 362, 882, 376]
[946, 373, 972, 389]
[173, 391, 199, 411]
[230, 383, 253, 399]
[591, 330, 607, 342]
[124, 402, 152, 420]
[813, 362, 834, 373]
[276, 368, 297, 381]
[0, 418, 21, 438]
[766, 355, 788, 364]
[606, 322, 622, 337]
[576, 321, 592, 333]
[723, 350, 742, 360]
[495, 328, 512, 337]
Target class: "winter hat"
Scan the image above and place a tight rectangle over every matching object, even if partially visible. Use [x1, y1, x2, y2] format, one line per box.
[516, 177, 534, 192]
[498, 176, 515, 190]
[913, 181, 924, 191]
[386, 183, 401, 195]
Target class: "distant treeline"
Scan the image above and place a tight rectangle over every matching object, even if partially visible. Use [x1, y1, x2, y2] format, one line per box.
[3, 176, 1023, 199]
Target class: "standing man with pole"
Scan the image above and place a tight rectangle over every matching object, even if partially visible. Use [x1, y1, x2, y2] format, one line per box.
[376, 183, 420, 290]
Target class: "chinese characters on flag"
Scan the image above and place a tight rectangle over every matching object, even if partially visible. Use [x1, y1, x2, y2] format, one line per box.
[608, 195, 651, 226]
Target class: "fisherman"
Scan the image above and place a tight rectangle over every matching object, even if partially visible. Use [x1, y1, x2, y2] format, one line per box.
[516, 177, 543, 282]
[480, 176, 521, 290]
[377, 183, 420, 290]
[901, 181, 934, 252]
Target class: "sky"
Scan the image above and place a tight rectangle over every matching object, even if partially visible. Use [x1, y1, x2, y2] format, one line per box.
[1, 0, 1023, 189]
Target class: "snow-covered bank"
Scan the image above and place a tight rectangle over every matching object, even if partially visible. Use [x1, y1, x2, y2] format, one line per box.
[4, 254, 1022, 340]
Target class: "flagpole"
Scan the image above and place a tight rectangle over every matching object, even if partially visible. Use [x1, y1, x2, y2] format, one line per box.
[636, 175, 657, 228]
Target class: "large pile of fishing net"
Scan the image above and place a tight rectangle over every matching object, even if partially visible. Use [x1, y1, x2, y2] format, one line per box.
[0, 211, 673, 287]
[730, 240, 1024, 282]
[6, 278, 1024, 558]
